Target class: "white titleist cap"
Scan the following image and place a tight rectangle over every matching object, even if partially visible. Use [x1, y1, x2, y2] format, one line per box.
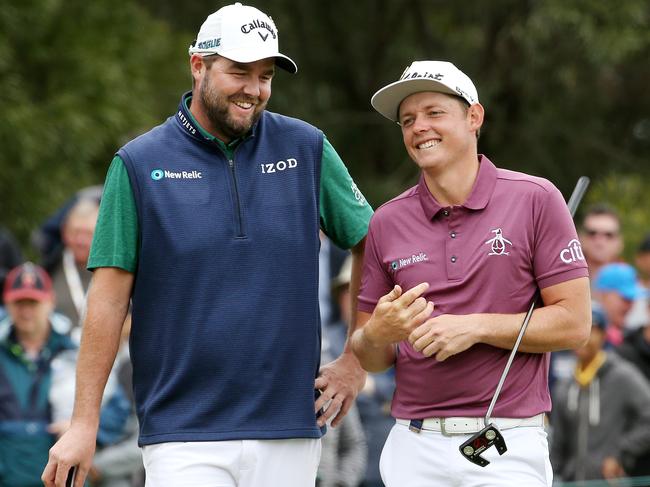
[371, 61, 479, 122]
[188, 2, 297, 74]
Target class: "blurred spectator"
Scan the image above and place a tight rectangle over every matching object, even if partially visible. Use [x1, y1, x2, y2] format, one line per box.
[325, 255, 395, 487]
[48, 197, 100, 330]
[48, 312, 142, 487]
[0, 225, 24, 306]
[317, 347, 367, 487]
[578, 204, 623, 279]
[616, 297, 650, 478]
[551, 305, 650, 482]
[593, 262, 646, 346]
[0, 263, 77, 487]
[33, 185, 103, 272]
[626, 233, 650, 330]
[635, 233, 650, 288]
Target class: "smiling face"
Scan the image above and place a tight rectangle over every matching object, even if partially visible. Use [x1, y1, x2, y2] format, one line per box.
[398, 91, 483, 174]
[191, 54, 274, 142]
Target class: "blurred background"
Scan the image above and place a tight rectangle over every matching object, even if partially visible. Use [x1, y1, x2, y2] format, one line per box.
[1, 0, 649, 258]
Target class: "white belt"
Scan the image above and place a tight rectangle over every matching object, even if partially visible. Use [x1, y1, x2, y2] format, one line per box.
[395, 413, 545, 436]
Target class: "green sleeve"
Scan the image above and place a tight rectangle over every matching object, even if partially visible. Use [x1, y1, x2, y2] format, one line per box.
[319, 136, 373, 249]
[87, 156, 139, 272]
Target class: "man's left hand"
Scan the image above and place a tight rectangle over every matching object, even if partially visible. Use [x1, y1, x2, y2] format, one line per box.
[314, 352, 366, 427]
[408, 314, 478, 361]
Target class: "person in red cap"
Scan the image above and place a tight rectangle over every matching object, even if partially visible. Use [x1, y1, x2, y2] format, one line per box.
[0, 263, 77, 487]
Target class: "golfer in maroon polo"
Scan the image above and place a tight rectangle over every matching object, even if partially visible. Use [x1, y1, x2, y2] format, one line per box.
[350, 61, 591, 486]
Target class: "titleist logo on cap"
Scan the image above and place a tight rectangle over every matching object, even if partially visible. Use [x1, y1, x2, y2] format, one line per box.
[400, 70, 445, 81]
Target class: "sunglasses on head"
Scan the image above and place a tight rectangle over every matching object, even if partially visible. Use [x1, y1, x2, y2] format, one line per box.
[583, 228, 619, 239]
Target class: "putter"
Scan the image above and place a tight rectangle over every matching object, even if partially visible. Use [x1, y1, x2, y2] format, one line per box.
[459, 176, 590, 467]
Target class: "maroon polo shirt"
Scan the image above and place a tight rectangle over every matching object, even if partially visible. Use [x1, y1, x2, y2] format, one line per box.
[359, 155, 588, 419]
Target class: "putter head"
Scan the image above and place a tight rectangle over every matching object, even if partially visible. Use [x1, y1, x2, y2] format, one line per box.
[459, 423, 507, 467]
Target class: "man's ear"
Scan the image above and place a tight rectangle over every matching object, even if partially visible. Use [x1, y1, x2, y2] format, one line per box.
[468, 103, 485, 133]
[190, 54, 205, 83]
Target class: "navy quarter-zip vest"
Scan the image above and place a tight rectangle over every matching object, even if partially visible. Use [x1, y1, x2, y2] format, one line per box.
[119, 95, 323, 445]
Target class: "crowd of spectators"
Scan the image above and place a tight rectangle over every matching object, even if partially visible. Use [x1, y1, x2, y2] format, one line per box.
[550, 204, 650, 484]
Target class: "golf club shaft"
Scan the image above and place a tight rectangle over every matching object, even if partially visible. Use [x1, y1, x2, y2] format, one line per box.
[484, 176, 590, 426]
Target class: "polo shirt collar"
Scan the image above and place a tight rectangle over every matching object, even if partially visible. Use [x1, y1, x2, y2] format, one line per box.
[418, 154, 498, 219]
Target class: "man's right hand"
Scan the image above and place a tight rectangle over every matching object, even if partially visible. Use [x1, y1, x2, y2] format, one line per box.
[42, 423, 97, 487]
[363, 282, 434, 347]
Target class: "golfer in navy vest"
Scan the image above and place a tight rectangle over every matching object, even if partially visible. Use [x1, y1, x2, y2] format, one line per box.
[351, 61, 591, 486]
[42, 3, 372, 486]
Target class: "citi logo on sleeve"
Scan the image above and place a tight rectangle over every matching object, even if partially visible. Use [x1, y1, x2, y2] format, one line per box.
[150, 169, 203, 180]
[559, 239, 585, 264]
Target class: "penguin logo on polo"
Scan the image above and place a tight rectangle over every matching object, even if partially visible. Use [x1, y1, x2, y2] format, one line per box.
[485, 228, 512, 256]
[150, 168, 203, 180]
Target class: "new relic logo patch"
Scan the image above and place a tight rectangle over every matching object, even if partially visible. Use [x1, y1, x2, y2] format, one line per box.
[390, 252, 428, 271]
[485, 228, 512, 256]
[151, 169, 203, 180]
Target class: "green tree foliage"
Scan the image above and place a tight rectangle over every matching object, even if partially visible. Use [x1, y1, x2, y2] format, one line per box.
[2, 0, 650, 252]
[0, 0, 187, 247]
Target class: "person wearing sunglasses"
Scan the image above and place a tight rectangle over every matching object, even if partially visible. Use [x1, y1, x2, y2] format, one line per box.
[578, 204, 623, 280]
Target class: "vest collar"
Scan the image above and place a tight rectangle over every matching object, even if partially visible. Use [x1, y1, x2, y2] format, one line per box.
[175, 92, 254, 152]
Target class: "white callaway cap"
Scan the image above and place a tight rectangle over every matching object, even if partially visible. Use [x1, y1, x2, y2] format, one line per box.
[189, 2, 297, 74]
[371, 61, 479, 122]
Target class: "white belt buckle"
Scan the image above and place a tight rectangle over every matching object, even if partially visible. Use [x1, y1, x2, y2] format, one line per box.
[440, 418, 449, 436]
[440, 418, 470, 436]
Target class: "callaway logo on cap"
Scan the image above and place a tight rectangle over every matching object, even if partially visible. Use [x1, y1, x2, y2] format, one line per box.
[188, 2, 297, 74]
[371, 60, 479, 122]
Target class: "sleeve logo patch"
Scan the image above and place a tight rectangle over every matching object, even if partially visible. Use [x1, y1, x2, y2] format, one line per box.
[560, 239, 585, 264]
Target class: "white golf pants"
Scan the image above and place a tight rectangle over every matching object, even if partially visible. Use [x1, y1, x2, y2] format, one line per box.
[380, 421, 552, 486]
[142, 438, 321, 487]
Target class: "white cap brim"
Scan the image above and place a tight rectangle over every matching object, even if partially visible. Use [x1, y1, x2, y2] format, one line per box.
[371, 78, 467, 122]
[189, 46, 297, 74]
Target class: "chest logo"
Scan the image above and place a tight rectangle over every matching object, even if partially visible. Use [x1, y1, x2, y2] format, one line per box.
[390, 252, 428, 271]
[260, 158, 297, 174]
[150, 169, 203, 180]
[485, 228, 512, 256]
